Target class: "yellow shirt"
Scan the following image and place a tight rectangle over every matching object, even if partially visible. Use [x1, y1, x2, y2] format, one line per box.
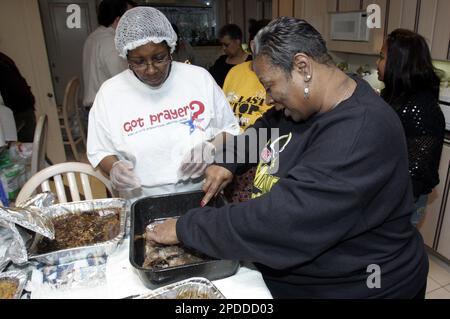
[223, 61, 272, 131]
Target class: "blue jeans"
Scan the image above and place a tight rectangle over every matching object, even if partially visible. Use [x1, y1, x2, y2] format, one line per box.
[411, 195, 428, 226]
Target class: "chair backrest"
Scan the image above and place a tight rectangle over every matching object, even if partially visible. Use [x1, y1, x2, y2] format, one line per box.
[16, 162, 113, 205]
[62, 77, 86, 144]
[31, 115, 48, 176]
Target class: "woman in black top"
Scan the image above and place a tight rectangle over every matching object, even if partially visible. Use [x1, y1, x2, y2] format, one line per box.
[377, 29, 446, 226]
[208, 24, 251, 87]
[0, 52, 36, 142]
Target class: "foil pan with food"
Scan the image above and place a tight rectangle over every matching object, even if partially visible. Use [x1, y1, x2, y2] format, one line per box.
[28, 199, 127, 265]
[0, 271, 28, 299]
[135, 277, 225, 299]
[130, 192, 240, 289]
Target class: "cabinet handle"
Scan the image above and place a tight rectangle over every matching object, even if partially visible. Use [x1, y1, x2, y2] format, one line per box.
[47, 93, 53, 98]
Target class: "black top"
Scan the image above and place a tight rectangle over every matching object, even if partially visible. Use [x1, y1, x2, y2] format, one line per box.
[177, 77, 428, 298]
[0, 52, 35, 113]
[208, 54, 252, 88]
[390, 90, 446, 198]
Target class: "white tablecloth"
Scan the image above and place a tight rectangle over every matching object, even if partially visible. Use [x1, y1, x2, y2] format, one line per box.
[29, 238, 273, 299]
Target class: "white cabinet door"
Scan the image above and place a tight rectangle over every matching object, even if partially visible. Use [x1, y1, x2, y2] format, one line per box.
[417, 0, 450, 61]
[338, 0, 361, 12]
[387, 0, 419, 34]
[419, 143, 450, 248]
[436, 143, 450, 259]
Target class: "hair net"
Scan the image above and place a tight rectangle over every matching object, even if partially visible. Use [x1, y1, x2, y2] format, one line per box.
[115, 7, 177, 58]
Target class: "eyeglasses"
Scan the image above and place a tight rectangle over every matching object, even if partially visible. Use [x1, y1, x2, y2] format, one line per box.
[127, 54, 172, 71]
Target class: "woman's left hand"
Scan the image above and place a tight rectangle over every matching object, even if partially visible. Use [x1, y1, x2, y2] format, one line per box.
[146, 219, 180, 245]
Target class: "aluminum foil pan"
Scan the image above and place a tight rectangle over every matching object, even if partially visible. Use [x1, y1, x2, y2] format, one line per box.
[0, 220, 28, 266]
[135, 277, 226, 299]
[0, 202, 54, 239]
[0, 270, 28, 299]
[28, 199, 127, 265]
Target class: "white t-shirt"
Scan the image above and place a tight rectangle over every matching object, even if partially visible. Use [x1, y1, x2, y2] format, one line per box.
[87, 62, 240, 199]
[82, 26, 128, 107]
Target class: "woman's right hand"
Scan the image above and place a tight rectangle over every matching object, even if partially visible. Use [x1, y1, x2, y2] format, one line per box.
[109, 160, 141, 191]
[201, 165, 233, 207]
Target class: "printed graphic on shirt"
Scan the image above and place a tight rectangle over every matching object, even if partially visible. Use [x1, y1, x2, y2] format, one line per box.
[227, 91, 266, 129]
[121, 100, 206, 136]
[252, 133, 292, 199]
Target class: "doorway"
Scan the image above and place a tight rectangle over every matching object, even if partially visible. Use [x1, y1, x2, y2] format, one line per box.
[38, 0, 98, 106]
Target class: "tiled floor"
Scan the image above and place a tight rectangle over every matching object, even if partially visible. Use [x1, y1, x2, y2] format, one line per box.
[426, 253, 450, 299]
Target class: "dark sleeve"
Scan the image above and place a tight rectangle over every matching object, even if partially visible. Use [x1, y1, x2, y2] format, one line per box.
[214, 108, 282, 175]
[177, 109, 405, 269]
[208, 55, 228, 87]
[400, 98, 446, 197]
[0, 53, 35, 113]
[177, 168, 364, 270]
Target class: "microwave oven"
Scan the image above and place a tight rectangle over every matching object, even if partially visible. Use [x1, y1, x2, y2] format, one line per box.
[330, 11, 370, 42]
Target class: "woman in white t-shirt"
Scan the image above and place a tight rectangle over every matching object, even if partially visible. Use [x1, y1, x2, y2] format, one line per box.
[87, 7, 239, 201]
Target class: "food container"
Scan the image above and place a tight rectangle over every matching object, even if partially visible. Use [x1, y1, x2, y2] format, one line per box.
[130, 191, 239, 289]
[135, 277, 226, 299]
[28, 199, 127, 265]
[0, 271, 27, 299]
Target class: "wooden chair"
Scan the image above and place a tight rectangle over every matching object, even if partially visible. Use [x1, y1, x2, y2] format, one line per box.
[60, 77, 86, 161]
[15, 162, 113, 205]
[30, 115, 48, 176]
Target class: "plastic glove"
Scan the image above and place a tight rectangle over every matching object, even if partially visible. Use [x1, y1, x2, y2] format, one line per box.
[178, 141, 216, 181]
[110, 160, 141, 191]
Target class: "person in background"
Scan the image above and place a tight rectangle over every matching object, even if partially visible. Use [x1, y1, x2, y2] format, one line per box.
[82, 0, 136, 120]
[0, 93, 17, 145]
[208, 24, 251, 88]
[87, 7, 239, 202]
[222, 19, 271, 203]
[377, 29, 446, 226]
[171, 23, 196, 65]
[0, 52, 35, 142]
[147, 17, 429, 299]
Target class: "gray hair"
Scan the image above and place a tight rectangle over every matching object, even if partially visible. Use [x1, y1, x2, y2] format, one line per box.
[254, 17, 334, 75]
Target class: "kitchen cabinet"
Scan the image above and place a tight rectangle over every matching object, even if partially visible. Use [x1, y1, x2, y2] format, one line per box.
[417, 0, 450, 61]
[437, 177, 450, 260]
[419, 141, 450, 261]
[272, 0, 294, 17]
[271, 0, 386, 54]
[326, 0, 363, 12]
[327, 0, 387, 55]
[272, 0, 331, 41]
[386, 0, 450, 61]
[338, 0, 362, 12]
[386, 0, 419, 34]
